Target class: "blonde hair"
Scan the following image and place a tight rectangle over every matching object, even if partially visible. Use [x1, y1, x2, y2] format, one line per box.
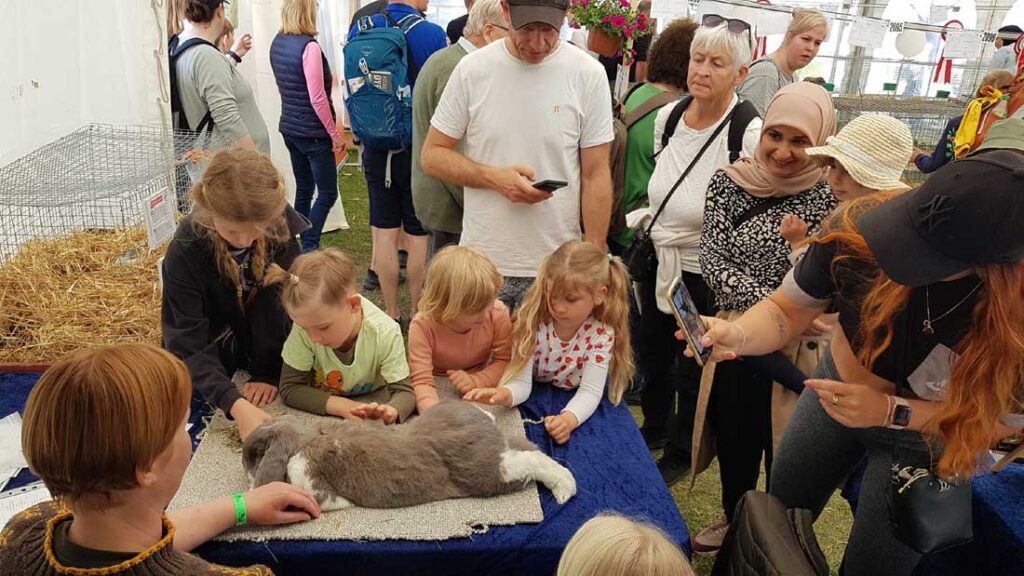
[556, 514, 693, 576]
[692, 23, 753, 72]
[418, 246, 502, 324]
[785, 8, 829, 39]
[190, 148, 291, 308]
[978, 70, 1014, 96]
[217, 18, 235, 50]
[280, 0, 318, 36]
[464, 0, 504, 36]
[22, 344, 191, 505]
[502, 241, 634, 403]
[265, 248, 358, 311]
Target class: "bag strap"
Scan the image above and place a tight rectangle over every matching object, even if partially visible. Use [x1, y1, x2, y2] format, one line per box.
[727, 100, 760, 163]
[642, 106, 738, 238]
[624, 90, 679, 130]
[733, 196, 786, 228]
[660, 95, 692, 151]
[168, 36, 217, 134]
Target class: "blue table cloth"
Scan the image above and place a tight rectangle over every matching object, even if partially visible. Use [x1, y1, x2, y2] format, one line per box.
[2, 372, 689, 575]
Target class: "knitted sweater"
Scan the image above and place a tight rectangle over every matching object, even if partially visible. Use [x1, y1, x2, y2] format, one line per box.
[0, 502, 271, 576]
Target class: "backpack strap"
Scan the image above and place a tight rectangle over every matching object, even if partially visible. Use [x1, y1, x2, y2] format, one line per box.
[168, 35, 217, 133]
[727, 100, 760, 163]
[732, 196, 786, 228]
[624, 90, 679, 130]
[660, 95, 692, 151]
[397, 13, 425, 32]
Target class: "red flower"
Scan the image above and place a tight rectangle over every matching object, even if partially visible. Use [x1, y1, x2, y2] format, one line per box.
[611, 15, 627, 28]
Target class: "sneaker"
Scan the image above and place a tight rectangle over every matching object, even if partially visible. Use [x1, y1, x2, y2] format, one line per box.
[363, 268, 380, 291]
[656, 455, 690, 486]
[691, 518, 729, 555]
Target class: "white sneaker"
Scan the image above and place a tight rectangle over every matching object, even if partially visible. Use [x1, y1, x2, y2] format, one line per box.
[692, 517, 729, 554]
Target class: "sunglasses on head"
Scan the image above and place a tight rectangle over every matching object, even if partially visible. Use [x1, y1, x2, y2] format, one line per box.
[701, 13, 752, 35]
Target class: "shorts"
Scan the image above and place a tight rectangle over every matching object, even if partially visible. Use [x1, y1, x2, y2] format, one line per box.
[362, 147, 427, 236]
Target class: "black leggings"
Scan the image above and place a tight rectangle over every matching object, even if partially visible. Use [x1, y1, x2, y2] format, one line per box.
[639, 271, 717, 462]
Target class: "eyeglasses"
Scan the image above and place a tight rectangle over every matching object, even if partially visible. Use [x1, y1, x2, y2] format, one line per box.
[701, 13, 752, 36]
[489, 23, 509, 31]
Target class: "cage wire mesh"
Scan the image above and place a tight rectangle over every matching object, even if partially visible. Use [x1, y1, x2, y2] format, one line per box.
[832, 95, 970, 185]
[0, 124, 232, 364]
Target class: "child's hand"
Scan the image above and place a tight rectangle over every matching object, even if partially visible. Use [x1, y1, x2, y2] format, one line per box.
[350, 402, 399, 425]
[464, 386, 513, 407]
[544, 412, 579, 445]
[243, 481, 321, 525]
[779, 214, 809, 245]
[447, 370, 476, 394]
[243, 381, 278, 407]
[232, 33, 253, 58]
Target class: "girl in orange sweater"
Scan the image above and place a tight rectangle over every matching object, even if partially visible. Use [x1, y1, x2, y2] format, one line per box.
[408, 246, 512, 413]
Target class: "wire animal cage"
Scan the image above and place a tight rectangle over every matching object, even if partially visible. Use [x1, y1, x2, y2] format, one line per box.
[0, 124, 231, 364]
[832, 95, 969, 185]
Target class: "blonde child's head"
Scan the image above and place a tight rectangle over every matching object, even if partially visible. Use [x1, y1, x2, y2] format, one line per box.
[505, 241, 635, 403]
[265, 248, 361, 349]
[217, 18, 235, 52]
[22, 344, 193, 509]
[191, 147, 291, 305]
[557, 514, 694, 576]
[418, 246, 503, 331]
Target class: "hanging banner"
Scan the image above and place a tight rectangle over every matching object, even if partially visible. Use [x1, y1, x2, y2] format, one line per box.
[753, 0, 771, 59]
[933, 19, 963, 84]
[1016, 34, 1024, 73]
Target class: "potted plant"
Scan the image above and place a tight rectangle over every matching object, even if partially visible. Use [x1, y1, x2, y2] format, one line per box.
[568, 0, 652, 62]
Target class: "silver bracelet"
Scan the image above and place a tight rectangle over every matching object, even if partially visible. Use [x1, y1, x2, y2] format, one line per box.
[733, 322, 747, 355]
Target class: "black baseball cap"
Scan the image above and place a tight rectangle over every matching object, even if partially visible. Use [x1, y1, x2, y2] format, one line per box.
[507, 0, 569, 30]
[858, 149, 1024, 287]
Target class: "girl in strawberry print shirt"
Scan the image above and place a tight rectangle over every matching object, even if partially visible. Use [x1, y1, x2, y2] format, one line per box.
[466, 241, 635, 444]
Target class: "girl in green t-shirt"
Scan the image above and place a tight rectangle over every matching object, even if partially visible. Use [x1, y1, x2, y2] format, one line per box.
[266, 249, 416, 424]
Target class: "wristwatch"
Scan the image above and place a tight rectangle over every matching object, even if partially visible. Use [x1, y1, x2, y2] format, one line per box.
[228, 50, 242, 63]
[889, 396, 912, 429]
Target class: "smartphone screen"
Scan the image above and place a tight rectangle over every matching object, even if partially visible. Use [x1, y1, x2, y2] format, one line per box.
[670, 278, 710, 364]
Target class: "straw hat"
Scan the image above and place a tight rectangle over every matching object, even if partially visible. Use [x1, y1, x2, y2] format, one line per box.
[805, 114, 914, 191]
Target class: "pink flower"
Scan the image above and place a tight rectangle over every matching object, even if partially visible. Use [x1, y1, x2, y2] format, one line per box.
[602, 14, 613, 23]
[619, 0, 630, 6]
[624, 27, 633, 38]
[611, 15, 626, 28]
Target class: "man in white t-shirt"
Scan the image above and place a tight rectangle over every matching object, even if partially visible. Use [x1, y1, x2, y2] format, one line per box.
[421, 0, 614, 310]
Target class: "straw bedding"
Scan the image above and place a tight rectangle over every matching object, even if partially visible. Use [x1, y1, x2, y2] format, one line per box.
[0, 227, 164, 365]
[169, 379, 545, 542]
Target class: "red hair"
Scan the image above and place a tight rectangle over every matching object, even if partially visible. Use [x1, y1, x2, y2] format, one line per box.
[816, 194, 1024, 478]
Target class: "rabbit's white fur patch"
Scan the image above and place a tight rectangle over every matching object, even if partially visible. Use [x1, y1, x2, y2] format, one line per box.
[288, 453, 354, 512]
[499, 450, 577, 504]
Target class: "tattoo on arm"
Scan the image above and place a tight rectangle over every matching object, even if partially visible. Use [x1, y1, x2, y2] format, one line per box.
[768, 304, 789, 347]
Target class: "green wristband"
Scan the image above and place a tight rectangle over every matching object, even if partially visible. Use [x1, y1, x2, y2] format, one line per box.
[232, 492, 248, 526]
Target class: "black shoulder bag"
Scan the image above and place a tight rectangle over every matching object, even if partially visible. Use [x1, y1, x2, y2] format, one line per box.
[622, 104, 737, 283]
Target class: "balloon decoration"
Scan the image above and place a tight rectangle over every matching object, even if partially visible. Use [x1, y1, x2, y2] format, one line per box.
[933, 19, 963, 84]
[894, 29, 927, 58]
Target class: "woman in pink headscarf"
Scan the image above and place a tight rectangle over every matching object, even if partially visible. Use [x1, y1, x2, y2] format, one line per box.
[688, 81, 839, 554]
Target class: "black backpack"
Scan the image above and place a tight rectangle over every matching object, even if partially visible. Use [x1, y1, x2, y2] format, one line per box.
[658, 96, 760, 163]
[168, 35, 217, 133]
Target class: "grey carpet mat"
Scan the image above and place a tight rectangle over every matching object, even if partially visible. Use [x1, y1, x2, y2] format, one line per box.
[168, 378, 543, 541]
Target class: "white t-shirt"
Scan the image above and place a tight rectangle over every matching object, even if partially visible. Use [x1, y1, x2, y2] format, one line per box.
[646, 95, 761, 312]
[430, 40, 614, 277]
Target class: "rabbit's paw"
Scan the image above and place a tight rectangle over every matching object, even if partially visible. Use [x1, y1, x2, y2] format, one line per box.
[549, 468, 577, 504]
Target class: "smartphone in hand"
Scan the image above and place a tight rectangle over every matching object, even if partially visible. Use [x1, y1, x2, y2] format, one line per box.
[666, 276, 711, 366]
[532, 179, 568, 192]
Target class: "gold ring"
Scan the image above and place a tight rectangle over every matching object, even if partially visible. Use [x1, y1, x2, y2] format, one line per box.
[831, 394, 840, 406]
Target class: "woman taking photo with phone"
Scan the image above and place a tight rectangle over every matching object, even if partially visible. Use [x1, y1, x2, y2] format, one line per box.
[687, 81, 838, 554]
[684, 128, 1024, 574]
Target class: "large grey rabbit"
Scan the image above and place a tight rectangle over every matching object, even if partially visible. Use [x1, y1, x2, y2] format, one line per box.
[242, 402, 577, 511]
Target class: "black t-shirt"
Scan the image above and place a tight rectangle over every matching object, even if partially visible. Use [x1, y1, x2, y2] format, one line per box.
[782, 240, 980, 399]
[52, 519, 139, 568]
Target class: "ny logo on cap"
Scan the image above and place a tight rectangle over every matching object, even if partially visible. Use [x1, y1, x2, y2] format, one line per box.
[918, 194, 955, 233]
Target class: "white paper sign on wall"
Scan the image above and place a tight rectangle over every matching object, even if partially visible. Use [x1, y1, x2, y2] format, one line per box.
[848, 17, 888, 49]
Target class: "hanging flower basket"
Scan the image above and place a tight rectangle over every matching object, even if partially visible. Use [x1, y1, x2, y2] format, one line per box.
[569, 0, 651, 64]
[587, 27, 620, 57]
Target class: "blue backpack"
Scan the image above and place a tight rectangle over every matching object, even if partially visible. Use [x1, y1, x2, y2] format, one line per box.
[343, 10, 424, 151]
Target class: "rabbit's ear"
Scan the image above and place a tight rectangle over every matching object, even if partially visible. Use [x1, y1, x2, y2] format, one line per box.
[253, 438, 293, 486]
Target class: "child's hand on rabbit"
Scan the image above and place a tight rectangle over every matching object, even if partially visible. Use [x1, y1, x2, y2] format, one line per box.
[464, 386, 513, 407]
[779, 213, 809, 245]
[243, 481, 322, 525]
[447, 369, 477, 394]
[351, 402, 399, 425]
[544, 412, 579, 444]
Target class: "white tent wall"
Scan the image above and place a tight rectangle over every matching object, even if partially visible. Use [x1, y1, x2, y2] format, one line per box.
[238, 0, 350, 232]
[0, 0, 169, 165]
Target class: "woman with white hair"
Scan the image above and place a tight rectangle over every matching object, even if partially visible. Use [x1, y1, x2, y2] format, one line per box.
[635, 16, 763, 487]
[737, 8, 830, 116]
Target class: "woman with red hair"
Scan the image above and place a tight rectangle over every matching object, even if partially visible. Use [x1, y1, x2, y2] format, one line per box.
[684, 125, 1024, 575]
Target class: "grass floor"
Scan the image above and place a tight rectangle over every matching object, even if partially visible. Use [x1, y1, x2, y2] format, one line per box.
[321, 167, 853, 575]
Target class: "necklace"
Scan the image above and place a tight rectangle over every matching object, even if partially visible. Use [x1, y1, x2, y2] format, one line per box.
[922, 281, 982, 335]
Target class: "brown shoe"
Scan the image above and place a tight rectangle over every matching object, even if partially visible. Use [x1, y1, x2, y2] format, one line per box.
[691, 517, 729, 555]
